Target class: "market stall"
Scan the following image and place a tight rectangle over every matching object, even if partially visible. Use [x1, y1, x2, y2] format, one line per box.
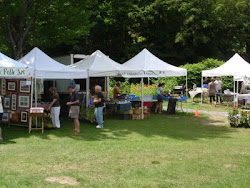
[202, 53, 250, 106]
[0, 52, 33, 125]
[69, 50, 132, 121]
[17, 47, 87, 130]
[120, 48, 188, 119]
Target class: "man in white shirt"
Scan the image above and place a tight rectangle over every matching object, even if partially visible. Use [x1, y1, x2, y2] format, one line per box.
[215, 77, 223, 103]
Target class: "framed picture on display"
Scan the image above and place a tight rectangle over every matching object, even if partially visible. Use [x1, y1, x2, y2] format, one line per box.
[11, 94, 17, 111]
[20, 111, 28, 123]
[1, 79, 6, 95]
[7, 81, 16, 92]
[19, 96, 30, 108]
[2, 112, 9, 122]
[4, 97, 10, 108]
[20, 81, 31, 93]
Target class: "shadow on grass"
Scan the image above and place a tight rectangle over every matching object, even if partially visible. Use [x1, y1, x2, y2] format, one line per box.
[1, 112, 237, 144]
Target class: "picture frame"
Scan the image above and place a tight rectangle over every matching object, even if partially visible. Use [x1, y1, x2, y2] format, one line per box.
[18, 96, 30, 108]
[20, 111, 28, 123]
[20, 80, 31, 93]
[7, 81, 16, 92]
[11, 94, 17, 111]
[1, 79, 6, 95]
[4, 97, 10, 108]
[2, 112, 9, 122]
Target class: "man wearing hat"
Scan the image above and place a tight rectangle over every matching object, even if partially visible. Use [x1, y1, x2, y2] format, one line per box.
[66, 86, 80, 133]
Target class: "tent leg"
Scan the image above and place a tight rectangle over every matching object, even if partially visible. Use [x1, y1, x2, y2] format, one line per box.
[141, 78, 144, 119]
[86, 77, 90, 109]
[201, 77, 203, 103]
[107, 76, 110, 99]
[35, 78, 37, 107]
[185, 74, 188, 97]
[30, 78, 34, 108]
[233, 79, 236, 108]
[104, 77, 107, 98]
[148, 77, 150, 95]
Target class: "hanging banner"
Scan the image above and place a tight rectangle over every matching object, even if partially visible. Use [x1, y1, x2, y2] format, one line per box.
[0, 67, 28, 77]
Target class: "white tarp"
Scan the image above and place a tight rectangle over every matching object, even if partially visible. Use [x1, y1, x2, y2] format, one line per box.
[202, 53, 250, 77]
[19, 47, 87, 79]
[0, 52, 31, 78]
[70, 50, 127, 77]
[120, 48, 187, 78]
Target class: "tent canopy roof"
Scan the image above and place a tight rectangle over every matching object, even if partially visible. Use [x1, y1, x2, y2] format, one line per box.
[70, 50, 126, 77]
[19, 47, 87, 79]
[121, 48, 187, 78]
[202, 53, 250, 77]
[0, 52, 31, 78]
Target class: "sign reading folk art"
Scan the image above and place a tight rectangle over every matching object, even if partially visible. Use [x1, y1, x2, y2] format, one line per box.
[0, 67, 28, 77]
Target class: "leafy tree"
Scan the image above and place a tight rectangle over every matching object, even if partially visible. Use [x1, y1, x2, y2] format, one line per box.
[0, 0, 95, 59]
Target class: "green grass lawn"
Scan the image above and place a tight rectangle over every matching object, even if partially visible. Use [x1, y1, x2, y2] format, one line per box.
[1, 113, 250, 187]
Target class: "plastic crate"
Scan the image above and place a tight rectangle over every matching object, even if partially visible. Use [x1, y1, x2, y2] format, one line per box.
[119, 103, 132, 111]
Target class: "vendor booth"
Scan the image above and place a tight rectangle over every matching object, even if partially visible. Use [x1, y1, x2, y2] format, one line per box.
[0, 52, 33, 126]
[69, 50, 132, 122]
[201, 53, 250, 106]
[17, 47, 87, 132]
[120, 48, 188, 119]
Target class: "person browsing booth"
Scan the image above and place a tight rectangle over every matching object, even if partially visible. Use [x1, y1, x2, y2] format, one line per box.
[67, 86, 80, 134]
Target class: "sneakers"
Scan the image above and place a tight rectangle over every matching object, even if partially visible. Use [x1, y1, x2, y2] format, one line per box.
[96, 125, 103, 129]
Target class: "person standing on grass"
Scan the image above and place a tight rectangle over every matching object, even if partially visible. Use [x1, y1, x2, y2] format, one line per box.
[94, 85, 104, 129]
[215, 77, 223, 103]
[0, 95, 3, 142]
[113, 82, 121, 99]
[155, 83, 166, 114]
[48, 87, 60, 129]
[208, 78, 218, 106]
[66, 86, 80, 133]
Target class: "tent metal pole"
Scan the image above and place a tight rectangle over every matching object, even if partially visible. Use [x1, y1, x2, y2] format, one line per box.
[185, 74, 188, 97]
[148, 77, 150, 95]
[104, 76, 107, 98]
[233, 79, 236, 108]
[30, 78, 34, 108]
[141, 77, 144, 119]
[86, 77, 90, 109]
[107, 76, 110, 99]
[201, 76, 203, 103]
[35, 77, 37, 107]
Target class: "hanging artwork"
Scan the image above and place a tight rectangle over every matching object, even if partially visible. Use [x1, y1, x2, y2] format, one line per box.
[2, 112, 9, 122]
[20, 80, 31, 93]
[19, 96, 30, 108]
[11, 94, 17, 111]
[7, 81, 16, 92]
[20, 111, 28, 123]
[4, 97, 10, 108]
[1, 79, 6, 95]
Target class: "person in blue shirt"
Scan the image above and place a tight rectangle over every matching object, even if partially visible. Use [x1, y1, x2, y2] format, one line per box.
[155, 83, 166, 114]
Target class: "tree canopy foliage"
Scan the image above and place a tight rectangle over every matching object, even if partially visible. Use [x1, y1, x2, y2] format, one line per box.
[0, 0, 249, 64]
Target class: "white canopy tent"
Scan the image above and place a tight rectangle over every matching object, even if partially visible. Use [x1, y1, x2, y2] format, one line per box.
[121, 48, 188, 119]
[201, 53, 250, 104]
[120, 48, 187, 78]
[69, 50, 131, 107]
[19, 47, 88, 107]
[202, 53, 250, 78]
[19, 47, 87, 79]
[70, 50, 128, 77]
[0, 52, 32, 78]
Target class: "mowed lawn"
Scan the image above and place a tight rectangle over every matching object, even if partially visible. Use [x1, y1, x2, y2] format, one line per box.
[0, 113, 250, 188]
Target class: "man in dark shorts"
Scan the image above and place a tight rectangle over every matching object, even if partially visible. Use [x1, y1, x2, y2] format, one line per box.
[66, 86, 80, 133]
